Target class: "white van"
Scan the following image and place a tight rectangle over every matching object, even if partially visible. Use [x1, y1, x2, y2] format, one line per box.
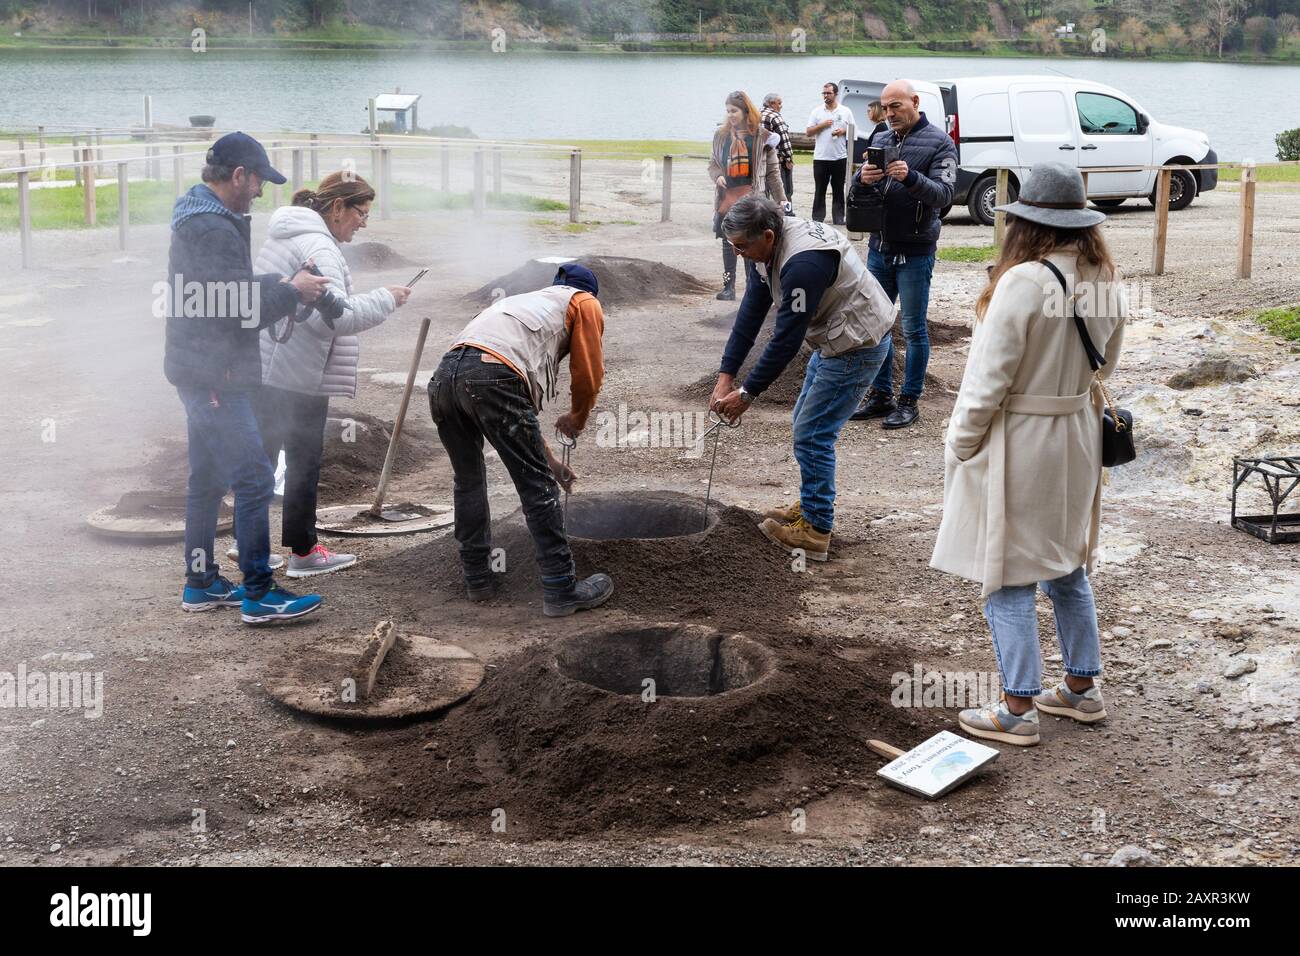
[840, 75, 1218, 225]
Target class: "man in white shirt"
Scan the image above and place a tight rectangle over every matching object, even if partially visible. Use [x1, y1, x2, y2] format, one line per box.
[805, 81, 855, 225]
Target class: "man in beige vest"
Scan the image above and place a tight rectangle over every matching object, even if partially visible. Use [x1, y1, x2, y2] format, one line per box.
[712, 194, 895, 561]
[428, 264, 613, 617]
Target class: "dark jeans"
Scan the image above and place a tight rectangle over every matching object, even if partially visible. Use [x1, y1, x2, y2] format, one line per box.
[252, 385, 330, 556]
[177, 386, 274, 599]
[867, 250, 936, 401]
[427, 347, 575, 590]
[811, 158, 847, 224]
[780, 164, 794, 202]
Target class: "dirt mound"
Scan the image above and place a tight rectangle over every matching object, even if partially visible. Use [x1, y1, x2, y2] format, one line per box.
[342, 241, 416, 272]
[466, 255, 713, 309]
[318, 410, 440, 501]
[384, 638, 937, 837]
[384, 492, 810, 629]
[680, 321, 968, 406]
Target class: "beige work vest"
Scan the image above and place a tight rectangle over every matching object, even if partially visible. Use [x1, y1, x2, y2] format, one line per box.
[456, 286, 580, 410]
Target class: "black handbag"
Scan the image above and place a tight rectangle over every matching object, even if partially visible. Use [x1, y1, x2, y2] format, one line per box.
[1040, 260, 1135, 468]
[846, 179, 884, 233]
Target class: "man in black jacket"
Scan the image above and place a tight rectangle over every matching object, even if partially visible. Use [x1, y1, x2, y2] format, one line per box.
[849, 80, 957, 430]
[164, 132, 331, 624]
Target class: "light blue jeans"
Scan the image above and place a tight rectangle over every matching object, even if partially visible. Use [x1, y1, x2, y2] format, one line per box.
[982, 566, 1103, 698]
[791, 340, 891, 532]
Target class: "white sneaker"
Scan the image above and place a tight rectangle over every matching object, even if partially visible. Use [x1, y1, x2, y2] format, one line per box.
[226, 542, 285, 571]
[286, 544, 357, 578]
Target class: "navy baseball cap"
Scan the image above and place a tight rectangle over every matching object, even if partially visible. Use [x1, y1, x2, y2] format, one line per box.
[205, 131, 286, 184]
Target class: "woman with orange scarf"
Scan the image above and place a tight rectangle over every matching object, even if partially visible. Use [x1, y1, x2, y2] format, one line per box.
[707, 90, 788, 301]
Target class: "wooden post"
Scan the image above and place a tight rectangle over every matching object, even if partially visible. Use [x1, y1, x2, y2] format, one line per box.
[82, 147, 97, 226]
[569, 150, 581, 223]
[440, 143, 450, 191]
[149, 130, 160, 181]
[17, 170, 32, 269]
[72, 136, 83, 187]
[1238, 161, 1257, 279]
[661, 155, 673, 222]
[38, 125, 46, 167]
[380, 147, 391, 220]
[17, 134, 25, 168]
[1080, 170, 1089, 197]
[842, 121, 856, 223]
[173, 145, 183, 197]
[472, 148, 486, 217]
[270, 142, 282, 208]
[292, 148, 303, 193]
[95, 129, 104, 178]
[1151, 166, 1171, 276]
[367, 97, 377, 137]
[117, 162, 129, 250]
[993, 167, 1010, 246]
[492, 145, 502, 195]
[309, 133, 319, 181]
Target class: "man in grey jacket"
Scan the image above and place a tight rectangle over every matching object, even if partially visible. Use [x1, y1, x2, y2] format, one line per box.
[849, 79, 958, 430]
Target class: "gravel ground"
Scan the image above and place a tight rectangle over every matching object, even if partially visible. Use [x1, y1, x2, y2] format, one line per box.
[0, 150, 1297, 867]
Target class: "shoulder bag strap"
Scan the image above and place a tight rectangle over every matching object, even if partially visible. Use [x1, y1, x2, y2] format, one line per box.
[1040, 258, 1105, 371]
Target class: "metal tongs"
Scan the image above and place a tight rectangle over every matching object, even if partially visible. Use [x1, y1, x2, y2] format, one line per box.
[700, 405, 742, 530]
[555, 429, 576, 526]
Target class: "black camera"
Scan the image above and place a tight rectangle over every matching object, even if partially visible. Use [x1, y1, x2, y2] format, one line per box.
[298, 262, 346, 326]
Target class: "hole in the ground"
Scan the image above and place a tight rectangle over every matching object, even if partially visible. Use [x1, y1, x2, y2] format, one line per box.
[555, 624, 774, 698]
[565, 491, 717, 541]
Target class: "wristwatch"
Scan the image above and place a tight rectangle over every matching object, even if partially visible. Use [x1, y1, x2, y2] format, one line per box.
[737, 385, 756, 405]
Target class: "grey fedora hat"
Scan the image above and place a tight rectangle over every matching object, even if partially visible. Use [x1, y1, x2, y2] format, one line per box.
[994, 161, 1106, 229]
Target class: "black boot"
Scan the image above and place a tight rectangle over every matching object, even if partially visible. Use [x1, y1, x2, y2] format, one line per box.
[716, 272, 736, 301]
[882, 396, 919, 430]
[466, 574, 500, 602]
[543, 573, 615, 617]
[850, 389, 896, 421]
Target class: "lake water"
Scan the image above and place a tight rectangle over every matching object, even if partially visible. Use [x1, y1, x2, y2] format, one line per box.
[0, 48, 1296, 161]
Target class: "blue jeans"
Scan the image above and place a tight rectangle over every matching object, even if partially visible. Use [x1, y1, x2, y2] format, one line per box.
[867, 250, 935, 401]
[791, 340, 891, 533]
[982, 566, 1103, 698]
[177, 386, 275, 599]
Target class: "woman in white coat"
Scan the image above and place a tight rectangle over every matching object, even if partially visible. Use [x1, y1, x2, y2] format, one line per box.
[250, 172, 411, 578]
[930, 162, 1126, 747]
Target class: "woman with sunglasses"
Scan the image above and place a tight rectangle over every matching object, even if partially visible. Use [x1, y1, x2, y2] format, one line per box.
[244, 171, 412, 578]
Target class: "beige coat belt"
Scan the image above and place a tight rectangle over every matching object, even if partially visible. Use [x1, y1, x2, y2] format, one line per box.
[982, 387, 1098, 598]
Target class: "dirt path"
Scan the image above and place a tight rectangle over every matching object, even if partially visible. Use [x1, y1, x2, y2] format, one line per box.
[0, 162, 1297, 866]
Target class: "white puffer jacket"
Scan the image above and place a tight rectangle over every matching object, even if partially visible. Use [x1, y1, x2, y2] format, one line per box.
[254, 206, 396, 397]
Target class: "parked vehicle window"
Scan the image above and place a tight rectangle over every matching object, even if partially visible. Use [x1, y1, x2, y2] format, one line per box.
[1076, 92, 1139, 135]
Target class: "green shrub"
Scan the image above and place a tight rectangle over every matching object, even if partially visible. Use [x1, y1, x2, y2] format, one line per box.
[1258, 304, 1300, 341]
[1276, 128, 1300, 162]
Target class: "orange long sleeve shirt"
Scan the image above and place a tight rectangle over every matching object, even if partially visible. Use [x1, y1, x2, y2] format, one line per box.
[467, 292, 605, 429]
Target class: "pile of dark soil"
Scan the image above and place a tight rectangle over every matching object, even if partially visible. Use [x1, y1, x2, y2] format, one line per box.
[342, 241, 417, 272]
[318, 411, 440, 501]
[466, 255, 713, 309]
[356, 629, 946, 838]
[137, 413, 440, 503]
[682, 321, 968, 406]
[384, 492, 808, 627]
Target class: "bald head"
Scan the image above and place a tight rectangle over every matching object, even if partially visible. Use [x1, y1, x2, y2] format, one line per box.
[880, 79, 921, 134]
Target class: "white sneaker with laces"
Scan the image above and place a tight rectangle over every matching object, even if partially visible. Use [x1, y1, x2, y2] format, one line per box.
[226, 542, 284, 571]
[286, 544, 357, 578]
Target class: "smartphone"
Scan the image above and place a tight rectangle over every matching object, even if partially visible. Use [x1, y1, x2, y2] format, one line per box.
[867, 146, 901, 171]
[405, 267, 429, 289]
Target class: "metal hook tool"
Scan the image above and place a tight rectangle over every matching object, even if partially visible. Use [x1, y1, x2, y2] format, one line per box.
[555, 429, 576, 526]
[700, 406, 741, 530]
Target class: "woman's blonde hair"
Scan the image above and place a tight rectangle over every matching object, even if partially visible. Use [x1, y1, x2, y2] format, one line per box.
[292, 171, 375, 219]
[974, 216, 1116, 321]
[723, 91, 763, 136]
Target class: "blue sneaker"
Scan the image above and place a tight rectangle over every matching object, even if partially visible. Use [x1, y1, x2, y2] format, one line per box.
[241, 585, 323, 625]
[181, 576, 245, 612]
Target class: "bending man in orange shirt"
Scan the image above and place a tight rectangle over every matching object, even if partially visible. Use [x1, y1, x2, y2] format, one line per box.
[427, 263, 613, 617]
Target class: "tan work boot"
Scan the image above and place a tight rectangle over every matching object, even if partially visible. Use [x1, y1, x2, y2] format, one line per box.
[763, 500, 802, 522]
[758, 515, 830, 561]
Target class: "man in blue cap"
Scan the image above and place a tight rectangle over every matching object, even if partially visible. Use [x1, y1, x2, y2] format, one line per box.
[165, 131, 332, 624]
[428, 263, 614, 617]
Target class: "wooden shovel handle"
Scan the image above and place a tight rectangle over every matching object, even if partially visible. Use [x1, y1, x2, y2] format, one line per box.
[369, 316, 432, 516]
[866, 739, 905, 760]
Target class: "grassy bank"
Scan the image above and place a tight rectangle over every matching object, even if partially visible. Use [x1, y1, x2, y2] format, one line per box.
[0, 180, 564, 231]
[2, 29, 1300, 64]
[1258, 305, 1300, 341]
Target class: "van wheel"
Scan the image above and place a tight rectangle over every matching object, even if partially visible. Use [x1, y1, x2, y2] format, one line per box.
[968, 176, 1016, 226]
[1093, 198, 1125, 208]
[1148, 168, 1197, 211]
